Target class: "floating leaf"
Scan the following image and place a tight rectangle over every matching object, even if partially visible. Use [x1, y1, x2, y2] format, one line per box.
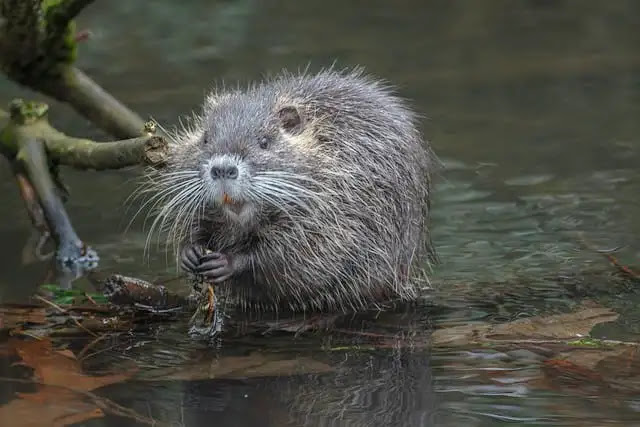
[431, 301, 619, 346]
[0, 338, 137, 426]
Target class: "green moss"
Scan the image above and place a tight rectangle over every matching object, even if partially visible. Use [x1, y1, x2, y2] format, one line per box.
[43, 0, 79, 65]
[8, 99, 49, 125]
[63, 22, 78, 63]
[42, 0, 65, 10]
[39, 283, 108, 305]
[567, 337, 609, 348]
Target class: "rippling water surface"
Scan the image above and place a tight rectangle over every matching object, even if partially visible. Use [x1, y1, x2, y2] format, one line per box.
[1, 1, 640, 426]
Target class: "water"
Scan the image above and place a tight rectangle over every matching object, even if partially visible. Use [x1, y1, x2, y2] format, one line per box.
[1, 1, 640, 425]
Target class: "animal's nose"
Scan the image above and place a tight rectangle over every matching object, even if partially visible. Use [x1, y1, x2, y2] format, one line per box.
[210, 165, 238, 180]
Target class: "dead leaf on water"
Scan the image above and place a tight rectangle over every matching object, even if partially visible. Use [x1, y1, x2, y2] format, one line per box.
[431, 301, 619, 347]
[10, 338, 134, 390]
[0, 391, 104, 427]
[0, 337, 137, 427]
[540, 346, 640, 394]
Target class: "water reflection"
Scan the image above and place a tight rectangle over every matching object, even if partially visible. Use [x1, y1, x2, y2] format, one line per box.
[104, 347, 438, 427]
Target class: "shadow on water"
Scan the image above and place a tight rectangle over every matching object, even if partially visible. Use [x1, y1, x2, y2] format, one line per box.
[1, 0, 640, 426]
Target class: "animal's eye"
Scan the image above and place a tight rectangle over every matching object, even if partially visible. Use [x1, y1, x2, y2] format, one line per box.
[202, 131, 209, 145]
[259, 136, 271, 149]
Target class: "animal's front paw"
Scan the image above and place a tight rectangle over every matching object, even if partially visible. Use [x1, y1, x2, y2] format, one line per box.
[180, 243, 205, 275]
[195, 252, 234, 283]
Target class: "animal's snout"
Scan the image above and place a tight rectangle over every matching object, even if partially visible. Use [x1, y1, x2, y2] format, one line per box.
[211, 164, 238, 180]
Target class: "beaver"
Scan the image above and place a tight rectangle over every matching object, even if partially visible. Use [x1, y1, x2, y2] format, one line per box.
[141, 68, 437, 313]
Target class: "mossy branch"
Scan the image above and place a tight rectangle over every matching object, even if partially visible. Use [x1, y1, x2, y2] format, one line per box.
[0, 1, 171, 279]
[0, 100, 168, 170]
[0, 0, 151, 139]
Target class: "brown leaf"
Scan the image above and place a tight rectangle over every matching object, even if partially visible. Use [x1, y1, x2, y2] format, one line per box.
[0, 338, 136, 426]
[432, 301, 619, 346]
[10, 338, 133, 391]
[488, 304, 619, 340]
[542, 346, 640, 394]
[0, 387, 104, 427]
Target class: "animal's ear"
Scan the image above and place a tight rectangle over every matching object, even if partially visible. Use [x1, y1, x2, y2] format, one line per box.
[277, 105, 304, 135]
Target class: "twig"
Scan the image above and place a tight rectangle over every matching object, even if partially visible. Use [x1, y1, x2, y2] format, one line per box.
[77, 332, 111, 361]
[34, 294, 68, 314]
[81, 343, 121, 363]
[84, 292, 98, 305]
[1, 99, 167, 274]
[17, 138, 76, 250]
[578, 232, 640, 281]
[34, 295, 98, 337]
[603, 253, 640, 281]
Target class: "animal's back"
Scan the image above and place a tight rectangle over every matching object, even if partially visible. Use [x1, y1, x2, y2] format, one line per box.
[247, 69, 437, 311]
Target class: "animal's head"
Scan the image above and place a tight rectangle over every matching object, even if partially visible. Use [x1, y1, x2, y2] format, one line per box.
[134, 83, 329, 252]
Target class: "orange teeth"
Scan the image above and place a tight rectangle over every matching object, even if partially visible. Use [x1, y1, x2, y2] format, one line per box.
[223, 193, 232, 204]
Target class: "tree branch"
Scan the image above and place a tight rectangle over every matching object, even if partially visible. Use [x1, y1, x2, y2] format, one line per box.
[46, 133, 168, 170]
[16, 136, 99, 279]
[46, 66, 149, 140]
[0, 0, 152, 139]
[17, 137, 80, 250]
[0, 99, 167, 279]
[1, 101, 168, 170]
